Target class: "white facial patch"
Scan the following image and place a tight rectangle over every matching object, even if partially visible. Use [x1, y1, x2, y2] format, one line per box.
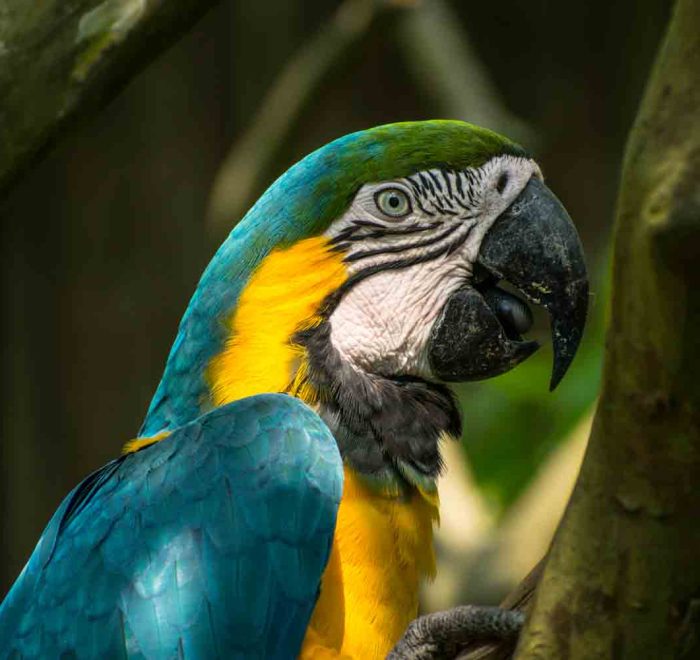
[326, 155, 541, 379]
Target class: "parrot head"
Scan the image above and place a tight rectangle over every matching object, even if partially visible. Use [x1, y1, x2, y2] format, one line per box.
[143, 120, 588, 490]
[316, 133, 586, 392]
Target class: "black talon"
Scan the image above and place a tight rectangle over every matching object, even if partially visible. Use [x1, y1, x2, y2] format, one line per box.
[388, 605, 525, 660]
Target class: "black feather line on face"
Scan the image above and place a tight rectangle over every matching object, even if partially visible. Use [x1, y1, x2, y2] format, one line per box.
[340, 219, 440, 241]
[454, 197, 475, 213]
[360, 223, 440, 240]
[442, 170, 454, 199]
[418, 172, 435, 196]
[427, 170, 444, 193]
[330, 221, 476, 302]
[453, 170, 465, 198]
[343, 224, 460, 263]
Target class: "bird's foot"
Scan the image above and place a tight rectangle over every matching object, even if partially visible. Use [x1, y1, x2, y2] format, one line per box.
[387, 605, 524, 660]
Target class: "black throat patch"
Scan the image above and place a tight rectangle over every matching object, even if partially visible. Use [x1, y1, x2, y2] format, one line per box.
[292, 320, 462, 494]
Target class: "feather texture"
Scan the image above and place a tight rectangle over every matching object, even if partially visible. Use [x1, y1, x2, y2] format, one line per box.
[0, 394, 342, 659]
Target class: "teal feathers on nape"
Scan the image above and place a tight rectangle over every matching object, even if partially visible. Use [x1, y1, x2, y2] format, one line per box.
[140, 120, 525, 437]
[0, 394, 342, 659]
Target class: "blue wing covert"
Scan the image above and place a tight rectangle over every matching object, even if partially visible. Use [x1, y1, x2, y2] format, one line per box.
[0, 394, 342, 659]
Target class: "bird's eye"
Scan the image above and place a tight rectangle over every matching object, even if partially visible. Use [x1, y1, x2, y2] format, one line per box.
[374, 188, 411, 218]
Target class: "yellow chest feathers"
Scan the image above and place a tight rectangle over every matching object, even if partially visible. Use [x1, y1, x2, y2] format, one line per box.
[302, 468, 438, 660]
[205, 237, 438, 658]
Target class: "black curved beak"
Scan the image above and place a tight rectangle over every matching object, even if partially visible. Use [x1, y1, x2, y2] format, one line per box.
[429, 177, 588, 390]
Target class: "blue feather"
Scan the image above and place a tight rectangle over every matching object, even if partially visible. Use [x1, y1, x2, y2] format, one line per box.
[0, 394, 343, 659]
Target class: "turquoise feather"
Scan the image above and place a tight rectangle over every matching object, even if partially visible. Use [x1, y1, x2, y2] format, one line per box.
[0, 395, 342, 658]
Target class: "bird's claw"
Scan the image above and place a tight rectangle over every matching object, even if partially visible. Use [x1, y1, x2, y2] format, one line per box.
[387, 605, 524, 660]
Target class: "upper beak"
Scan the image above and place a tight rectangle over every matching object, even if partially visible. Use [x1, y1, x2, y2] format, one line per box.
[428, 176, 588, 390]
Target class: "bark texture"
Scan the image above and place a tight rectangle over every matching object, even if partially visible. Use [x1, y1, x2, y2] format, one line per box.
[516, 0, 700, 656]
[0, 0, 219, 194]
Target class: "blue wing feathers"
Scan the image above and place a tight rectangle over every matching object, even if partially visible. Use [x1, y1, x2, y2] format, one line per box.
[0, 394, 342, 659]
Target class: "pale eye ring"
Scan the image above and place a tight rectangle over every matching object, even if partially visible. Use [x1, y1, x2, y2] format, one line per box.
[374, 188, 412, 218]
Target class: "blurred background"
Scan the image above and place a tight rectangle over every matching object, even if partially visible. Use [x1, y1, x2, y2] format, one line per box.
[0, 0, 672, 604]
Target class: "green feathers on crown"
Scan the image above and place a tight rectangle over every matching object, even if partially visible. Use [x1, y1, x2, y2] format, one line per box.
[294, 119, 528, 237]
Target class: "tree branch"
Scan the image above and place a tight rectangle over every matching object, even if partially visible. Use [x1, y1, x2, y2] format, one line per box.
[515, 0, 700, 656]
[0, 0, 220, 196]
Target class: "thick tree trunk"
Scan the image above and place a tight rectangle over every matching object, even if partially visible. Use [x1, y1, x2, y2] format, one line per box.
[0, 0, 220, 195]
[515, 0, 700, 656]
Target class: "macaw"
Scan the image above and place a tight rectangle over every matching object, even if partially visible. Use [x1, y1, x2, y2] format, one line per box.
[0, 121, 588, 659]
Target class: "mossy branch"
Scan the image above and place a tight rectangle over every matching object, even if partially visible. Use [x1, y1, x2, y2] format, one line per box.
[0, 0, 220, 196]
[514, 0, 700, 656]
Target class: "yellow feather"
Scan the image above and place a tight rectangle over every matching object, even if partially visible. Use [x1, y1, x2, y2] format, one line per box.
[302, 468, 438, 659]
[122, 430, 170, 454]
[207, 236, 347, 403]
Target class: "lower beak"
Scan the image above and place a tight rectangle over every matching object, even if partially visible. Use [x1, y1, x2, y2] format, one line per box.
[428, 177, 589, 390]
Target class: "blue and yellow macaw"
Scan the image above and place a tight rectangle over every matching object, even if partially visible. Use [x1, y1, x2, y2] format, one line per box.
[0, 121, 587, 659]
